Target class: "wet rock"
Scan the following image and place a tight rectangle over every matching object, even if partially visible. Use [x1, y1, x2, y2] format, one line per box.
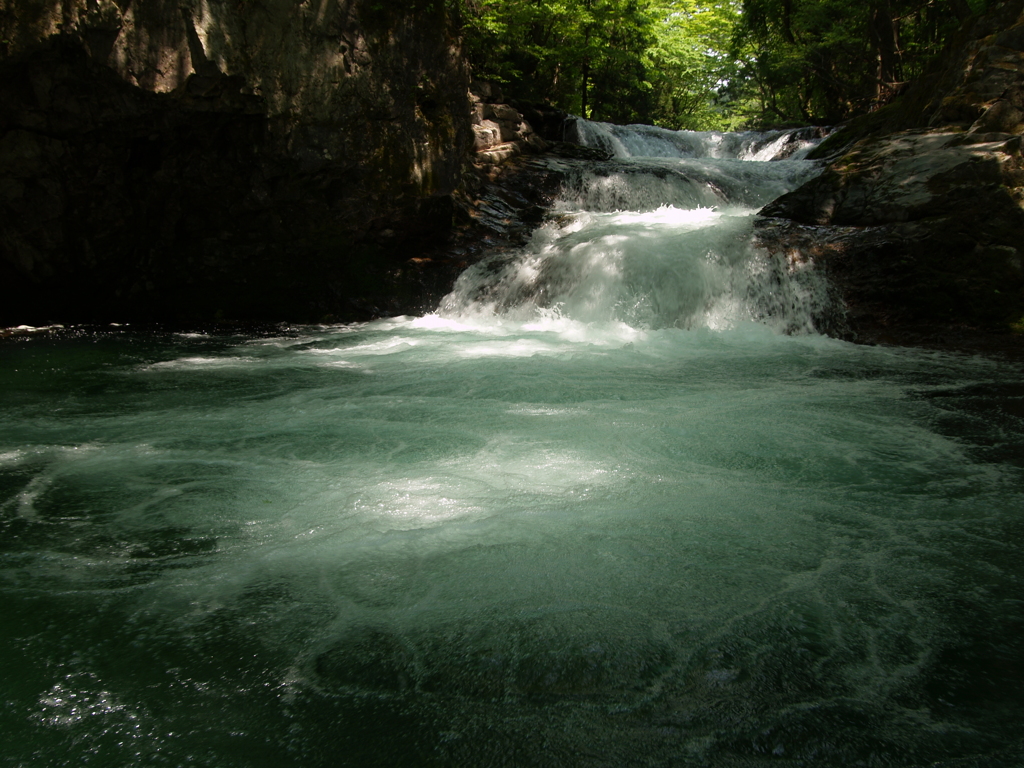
[401, 155, 569, 313]
[763, 131, 1023, 227]
[544, 141, 614, 161]
[511, 101, 577, 144]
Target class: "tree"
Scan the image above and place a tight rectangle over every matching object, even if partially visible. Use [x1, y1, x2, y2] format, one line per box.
[458, 0, 989, 130]
[645, 0, 747, 129]
[731, 0, 996, 126]
[460, 0, 656, 123]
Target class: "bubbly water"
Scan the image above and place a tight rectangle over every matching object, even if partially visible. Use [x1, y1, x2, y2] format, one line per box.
[2, 123, 1023, 767]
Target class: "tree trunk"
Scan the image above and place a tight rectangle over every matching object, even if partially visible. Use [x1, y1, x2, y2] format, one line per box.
[869, 1, 901, 105]
[781, 0, 796, 44]
[948, 0, 972, 21]
[581, 58, 590, 117]
[581, 0, 593, 118]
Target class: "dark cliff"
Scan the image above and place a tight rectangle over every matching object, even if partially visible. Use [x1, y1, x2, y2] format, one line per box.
[0, 0, 472, 324]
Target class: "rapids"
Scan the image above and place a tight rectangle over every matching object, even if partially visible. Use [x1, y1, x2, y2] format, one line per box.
[2, 120, 1023, 767]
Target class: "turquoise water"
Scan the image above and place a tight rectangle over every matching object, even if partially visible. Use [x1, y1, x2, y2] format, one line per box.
[2, 126, 1023, 766]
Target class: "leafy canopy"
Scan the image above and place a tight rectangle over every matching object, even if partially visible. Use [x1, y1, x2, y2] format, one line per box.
[455, 0, 989, 129]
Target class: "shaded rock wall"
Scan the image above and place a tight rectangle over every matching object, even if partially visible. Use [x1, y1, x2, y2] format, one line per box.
[0, 0, 473, 324]
[760, 0, 1024, 343]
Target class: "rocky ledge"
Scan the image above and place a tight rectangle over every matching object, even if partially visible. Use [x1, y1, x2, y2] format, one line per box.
[756, 0, 1024, 349]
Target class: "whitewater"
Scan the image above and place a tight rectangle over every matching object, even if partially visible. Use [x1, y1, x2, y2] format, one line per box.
[1, 120, 1022, 767]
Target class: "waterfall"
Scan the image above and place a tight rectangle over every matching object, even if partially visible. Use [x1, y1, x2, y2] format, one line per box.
[568, 117, 822, 161]
[441, 119, 832, 335]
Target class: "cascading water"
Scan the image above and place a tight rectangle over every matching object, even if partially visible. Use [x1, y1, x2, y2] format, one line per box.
[2, 121, 1023, 767]
[442, 119, 831, 334]
[569, 117, 822, 161]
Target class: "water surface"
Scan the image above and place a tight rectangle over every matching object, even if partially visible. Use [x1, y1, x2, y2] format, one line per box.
[2, 122, 1023, 767]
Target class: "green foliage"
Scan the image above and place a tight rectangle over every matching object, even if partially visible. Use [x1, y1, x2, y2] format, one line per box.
[645, 0, 748, 129]
[456, 0, 992, 130]
[732, 0, 997, 126]
[459, 0, 747, 127]
[459, 0, 656, 124]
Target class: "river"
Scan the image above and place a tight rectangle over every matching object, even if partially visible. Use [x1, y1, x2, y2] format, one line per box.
[2, 121, 1023, 767]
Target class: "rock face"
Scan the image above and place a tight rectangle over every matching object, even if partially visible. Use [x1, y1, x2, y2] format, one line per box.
[468, 80, 548, 165]
[0, 0, 472, 324]
[757, 0, 1024, 343]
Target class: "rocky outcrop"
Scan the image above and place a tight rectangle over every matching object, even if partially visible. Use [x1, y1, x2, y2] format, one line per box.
[0, 0, 472, 324]
[757, 0, 1024, 345]
[468, 81, 548, 165]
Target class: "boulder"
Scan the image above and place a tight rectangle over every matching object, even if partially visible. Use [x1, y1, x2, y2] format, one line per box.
[763, 131, 1024, 227]
[468, 81, 547, 166]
